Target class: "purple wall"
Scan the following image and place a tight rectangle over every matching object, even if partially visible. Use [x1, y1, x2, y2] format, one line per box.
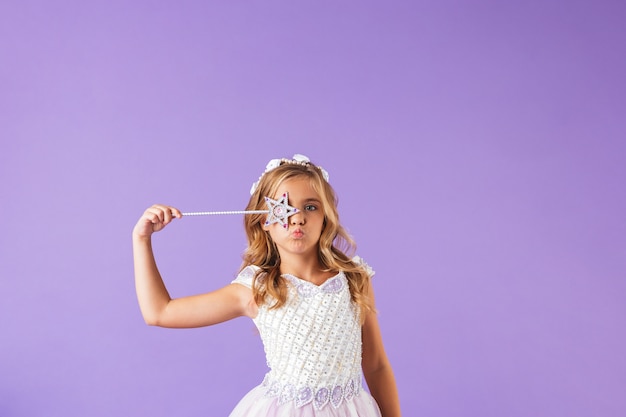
[1, 1, 625, 416]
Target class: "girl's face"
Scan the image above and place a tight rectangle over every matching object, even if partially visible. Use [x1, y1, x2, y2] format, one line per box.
[263, 177, 325, 259]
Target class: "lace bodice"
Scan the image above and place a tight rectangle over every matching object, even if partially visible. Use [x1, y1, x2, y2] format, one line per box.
[232, 265, 366, 409]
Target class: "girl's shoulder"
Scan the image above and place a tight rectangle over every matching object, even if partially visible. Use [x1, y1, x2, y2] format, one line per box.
[231, 265, 261, 289]
[351, 255, 375, 278]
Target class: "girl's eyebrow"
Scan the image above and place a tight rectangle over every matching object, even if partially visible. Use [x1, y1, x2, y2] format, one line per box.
[302, 198, 322, 204]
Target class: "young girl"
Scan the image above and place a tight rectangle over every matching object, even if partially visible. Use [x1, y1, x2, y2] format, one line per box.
[133, 154, 401, 416]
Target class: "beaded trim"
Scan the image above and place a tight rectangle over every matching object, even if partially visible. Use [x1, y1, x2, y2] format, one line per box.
[261, 374, 362, 410]
[283, 273, 345, 298]
[250, 154, 330, 195]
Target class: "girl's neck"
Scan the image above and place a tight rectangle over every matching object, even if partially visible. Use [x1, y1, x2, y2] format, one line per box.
[279, 256, 333, 285]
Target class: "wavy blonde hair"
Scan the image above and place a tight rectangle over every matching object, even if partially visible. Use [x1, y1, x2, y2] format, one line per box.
[239, 159, 374, 323]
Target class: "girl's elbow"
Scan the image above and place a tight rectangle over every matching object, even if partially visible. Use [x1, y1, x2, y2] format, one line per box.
[144, 317, 160, 326]
[141, 310, 165, 327]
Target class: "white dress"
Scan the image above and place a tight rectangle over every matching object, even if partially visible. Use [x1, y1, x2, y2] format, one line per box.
[228, 262, 382, 417]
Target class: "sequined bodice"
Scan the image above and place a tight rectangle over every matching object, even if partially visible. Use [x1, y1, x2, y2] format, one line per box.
[232, 266, 363, 409]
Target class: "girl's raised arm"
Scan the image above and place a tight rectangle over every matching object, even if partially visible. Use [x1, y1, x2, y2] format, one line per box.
[132, 204, 255, 328]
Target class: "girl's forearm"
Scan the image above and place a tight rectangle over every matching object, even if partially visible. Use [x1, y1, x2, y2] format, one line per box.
[133, 234, 171, 325]
[365, 364, 402, 417]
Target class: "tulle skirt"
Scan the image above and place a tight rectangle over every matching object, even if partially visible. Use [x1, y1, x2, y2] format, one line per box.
[228, 384, 382, 417]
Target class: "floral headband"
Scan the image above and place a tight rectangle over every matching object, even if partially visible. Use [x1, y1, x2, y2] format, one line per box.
[250, 153, 330, 195]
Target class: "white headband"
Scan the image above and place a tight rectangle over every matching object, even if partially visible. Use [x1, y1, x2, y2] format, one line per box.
[250, 154, 330, 195]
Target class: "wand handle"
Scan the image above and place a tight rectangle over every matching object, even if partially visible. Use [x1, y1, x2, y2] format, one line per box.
[181, 210, 269, 216]
[179, 192, 297, 229]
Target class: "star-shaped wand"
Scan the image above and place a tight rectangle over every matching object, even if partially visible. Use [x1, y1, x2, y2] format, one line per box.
[181, 193, 299, 229]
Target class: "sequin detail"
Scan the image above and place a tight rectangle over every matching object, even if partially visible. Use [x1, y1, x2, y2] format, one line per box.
[295, 386, 313, 407]
[262, 376, 362, 410]
[241, 266, 369, 412]
[331, 385, 343, 408]
[283, 274, 345, 298]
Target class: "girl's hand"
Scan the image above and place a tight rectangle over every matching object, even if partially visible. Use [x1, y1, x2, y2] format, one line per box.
[133, 204, 182, 239]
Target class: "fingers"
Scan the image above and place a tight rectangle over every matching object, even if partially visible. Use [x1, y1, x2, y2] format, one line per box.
[146, 204, 181, 225]
[134, 204, 181, 238]
[170, 206, 183, 219]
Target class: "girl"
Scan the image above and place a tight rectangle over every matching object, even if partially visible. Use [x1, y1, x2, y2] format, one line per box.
[133, 154, 401, 416]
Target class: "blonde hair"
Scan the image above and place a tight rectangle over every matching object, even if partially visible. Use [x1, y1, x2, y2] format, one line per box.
[240, 159, 374, 323]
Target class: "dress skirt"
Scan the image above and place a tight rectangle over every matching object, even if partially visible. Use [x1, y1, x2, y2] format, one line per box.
[228, 384, 382, 417]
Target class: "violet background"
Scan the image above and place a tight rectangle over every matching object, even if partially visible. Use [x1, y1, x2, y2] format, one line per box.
[1, 1, 625, 416]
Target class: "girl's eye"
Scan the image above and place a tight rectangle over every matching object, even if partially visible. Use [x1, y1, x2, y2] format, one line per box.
[304, 204, 317, 211]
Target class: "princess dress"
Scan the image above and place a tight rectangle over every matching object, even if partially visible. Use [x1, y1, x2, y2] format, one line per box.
[228, 262, 382, 417]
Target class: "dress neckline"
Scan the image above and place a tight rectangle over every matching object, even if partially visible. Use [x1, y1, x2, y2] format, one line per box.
[281, 271, 342, 288]
[282, 272, 346, 298]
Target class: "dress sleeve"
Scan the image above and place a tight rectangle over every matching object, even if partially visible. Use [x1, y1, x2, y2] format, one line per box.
[231, 265, 260, 289]
[352, 255, 375, 278]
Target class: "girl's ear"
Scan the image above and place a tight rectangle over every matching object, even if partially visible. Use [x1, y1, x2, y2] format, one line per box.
[261, 219, 270, 231]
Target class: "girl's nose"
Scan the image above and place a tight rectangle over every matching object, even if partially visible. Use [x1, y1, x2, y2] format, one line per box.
[290, 211, 305, 225]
